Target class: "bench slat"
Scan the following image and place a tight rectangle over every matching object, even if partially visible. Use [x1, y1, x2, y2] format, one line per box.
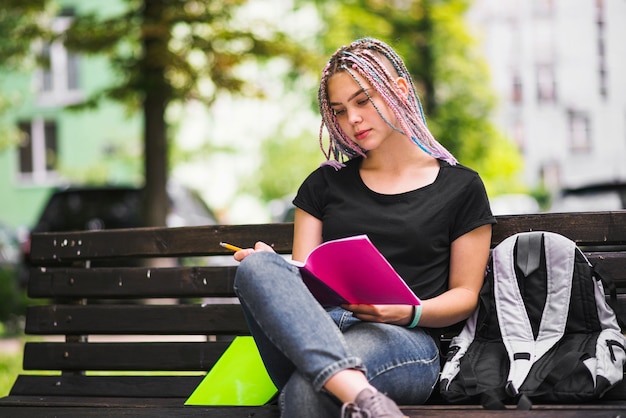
[29, 223, 295, 263]
[492, 212, 626, 246]
[29, 212, 626, 263]
[26, 253, 626, 299]
[24, 304, 248, 335]
[28, 266, 238, 298]
[0, 403, 279, 418]
[588, 252, 626, 286]
[1, 396, 625, 418]
[9, 375, 204, 398]
[22, 342, 229, 371]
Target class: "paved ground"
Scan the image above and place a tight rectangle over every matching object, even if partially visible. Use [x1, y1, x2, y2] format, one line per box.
[0, 338, 22, 355]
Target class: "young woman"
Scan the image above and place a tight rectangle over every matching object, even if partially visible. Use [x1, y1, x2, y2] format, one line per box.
[232, 38, 495, 418]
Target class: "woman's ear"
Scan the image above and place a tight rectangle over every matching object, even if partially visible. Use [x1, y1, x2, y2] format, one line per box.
[395, 77, 409, 100]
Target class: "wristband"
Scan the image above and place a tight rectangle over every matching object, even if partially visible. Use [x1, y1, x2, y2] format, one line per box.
[406, 304, 422, 329]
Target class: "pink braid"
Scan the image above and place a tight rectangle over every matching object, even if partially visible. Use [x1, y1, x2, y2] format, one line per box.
[317, 38, 457, 168]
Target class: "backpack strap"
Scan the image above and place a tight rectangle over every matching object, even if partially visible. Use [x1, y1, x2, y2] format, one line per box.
[535, 232, 576, 351]
[593, 261, 626, 331]
[516, 232, 542, 277]
[493, 232, 575, 392]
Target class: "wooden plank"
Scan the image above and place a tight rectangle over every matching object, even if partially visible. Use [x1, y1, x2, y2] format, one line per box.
[24, 304, 249, 335]
[27, 212, 626, 263]
[29, 223, 295, 263]
[586, 252, 626, 285]
[1, 399, 626, 418]
[0, 402, 281, 418]
[22, 342, 229, 371]
[491, 212, 626, 246]
[28, 266, 238, 299]
[26, 253, 626, 300]
[8, 375, 203, 398]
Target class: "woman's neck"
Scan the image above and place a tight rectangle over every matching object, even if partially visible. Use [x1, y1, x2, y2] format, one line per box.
[359, 144, 440, 194]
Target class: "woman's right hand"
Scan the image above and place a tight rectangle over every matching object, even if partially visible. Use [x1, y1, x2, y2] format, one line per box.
[233, 241, 275, 262]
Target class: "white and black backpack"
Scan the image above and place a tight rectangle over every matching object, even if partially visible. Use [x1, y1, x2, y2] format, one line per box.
[440, 231, 626, 408]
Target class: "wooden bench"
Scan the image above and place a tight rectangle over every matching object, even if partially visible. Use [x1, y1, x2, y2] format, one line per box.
[1, 211, 626, 417]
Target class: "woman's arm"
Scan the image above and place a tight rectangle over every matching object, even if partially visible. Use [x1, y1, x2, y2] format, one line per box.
[347, 224, 492, 328]
[417, 223, 492, 328]
[292, 207, 323, 262]
[233, 207, 322, 262]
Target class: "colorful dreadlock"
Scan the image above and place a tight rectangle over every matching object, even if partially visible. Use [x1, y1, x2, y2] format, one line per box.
[318, 38, 457, 169]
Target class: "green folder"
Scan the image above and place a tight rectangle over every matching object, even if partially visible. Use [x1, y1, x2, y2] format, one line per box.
[185, 336, 278, 406]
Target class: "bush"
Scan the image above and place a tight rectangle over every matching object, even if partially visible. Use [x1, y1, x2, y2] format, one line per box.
[0, 266, 28, 337]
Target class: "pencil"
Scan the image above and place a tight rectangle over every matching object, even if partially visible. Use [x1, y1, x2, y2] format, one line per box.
[220, 242, 243, 252]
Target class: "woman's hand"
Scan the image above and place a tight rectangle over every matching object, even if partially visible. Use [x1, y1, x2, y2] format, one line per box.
[341, 303, 414, 326]
[233, 241, 275, 262]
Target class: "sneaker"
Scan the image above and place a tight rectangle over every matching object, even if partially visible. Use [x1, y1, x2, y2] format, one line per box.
[340, 388, 408, 418]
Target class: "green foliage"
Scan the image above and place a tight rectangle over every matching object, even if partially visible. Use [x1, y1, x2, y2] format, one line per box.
[242, 128, 322, 202]
[61, 0, 313, 111]
[530, 183, 552, 211]
[0, 0, 53, 152]
[0, 349, 23, 397]
[0, 0, 317, 226]
[0, 0, 51, 70]
[0, 267, 28, 336]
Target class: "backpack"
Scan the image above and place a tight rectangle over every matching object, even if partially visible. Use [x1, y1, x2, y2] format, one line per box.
[439, 231, 626, 408]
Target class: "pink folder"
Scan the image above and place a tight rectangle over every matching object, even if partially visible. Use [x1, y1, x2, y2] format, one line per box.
[292, 235, 421, 306]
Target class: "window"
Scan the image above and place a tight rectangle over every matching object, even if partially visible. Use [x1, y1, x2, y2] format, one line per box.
[596, 0, 607, 99]
[17, 118, 58, 182]
[512, 118, 525, 151]
[533, 0, 554, 18]
[567, 110, 591, 152]
[36, 11, 83, 106]
[536, 63, 557, 103]
[511, 72, 523, 104]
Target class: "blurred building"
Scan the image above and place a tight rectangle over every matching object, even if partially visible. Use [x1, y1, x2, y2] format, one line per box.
[0, 0, 141, 231]
[468, 0, 626, 197]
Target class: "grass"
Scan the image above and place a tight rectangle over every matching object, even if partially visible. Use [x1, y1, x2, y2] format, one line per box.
[0, 345, 22, 397]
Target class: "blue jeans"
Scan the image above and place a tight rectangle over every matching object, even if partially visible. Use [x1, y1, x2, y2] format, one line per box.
[234, 251, 440, 417]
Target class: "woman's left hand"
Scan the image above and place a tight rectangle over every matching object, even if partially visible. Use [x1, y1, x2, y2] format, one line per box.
[341, 303, 414, 326]
[233, 241, 275, 262]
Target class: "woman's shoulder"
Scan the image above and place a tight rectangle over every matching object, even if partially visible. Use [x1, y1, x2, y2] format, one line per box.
[439, 160, 483, 182]
[304, 157, 362, 181]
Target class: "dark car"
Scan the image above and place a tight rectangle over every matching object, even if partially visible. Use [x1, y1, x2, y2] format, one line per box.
[550, 182, 626, 212]
[21, 182, 217, 273]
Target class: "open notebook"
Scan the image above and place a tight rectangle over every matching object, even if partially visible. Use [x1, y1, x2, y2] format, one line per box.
[293, 235, 420, 306]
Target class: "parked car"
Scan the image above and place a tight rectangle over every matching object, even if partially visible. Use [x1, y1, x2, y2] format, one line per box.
[21, 182, 217, 273]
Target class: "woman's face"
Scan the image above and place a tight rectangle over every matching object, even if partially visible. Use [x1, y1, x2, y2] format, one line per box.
[327, 71, 399, 153]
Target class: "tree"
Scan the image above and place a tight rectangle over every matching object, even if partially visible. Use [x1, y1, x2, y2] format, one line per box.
[1, 0, 311, 226]
[0, 0, 51, 150]
[69, 0, 317, 226]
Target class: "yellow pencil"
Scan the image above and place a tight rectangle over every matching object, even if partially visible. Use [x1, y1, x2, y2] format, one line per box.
[220, 242, 243, 252]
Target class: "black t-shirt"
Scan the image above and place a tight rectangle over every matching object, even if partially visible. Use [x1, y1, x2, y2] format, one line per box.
[293, 157, 496, 300]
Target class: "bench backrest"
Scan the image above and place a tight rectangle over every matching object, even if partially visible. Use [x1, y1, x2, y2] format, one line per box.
[11, 211, 626, 399]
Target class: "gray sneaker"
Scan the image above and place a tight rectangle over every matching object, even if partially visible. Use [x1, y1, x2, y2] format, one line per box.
[340, 388, 408, 418]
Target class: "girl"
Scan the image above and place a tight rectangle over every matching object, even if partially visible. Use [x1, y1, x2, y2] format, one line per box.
[233, 38, 495, 418]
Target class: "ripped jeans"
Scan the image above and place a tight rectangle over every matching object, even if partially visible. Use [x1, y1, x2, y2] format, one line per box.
[233, 251, 440, 417]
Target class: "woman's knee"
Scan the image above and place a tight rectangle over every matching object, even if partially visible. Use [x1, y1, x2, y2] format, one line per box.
[343, 324, 439, 404]
[234, 251, 277, 289]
